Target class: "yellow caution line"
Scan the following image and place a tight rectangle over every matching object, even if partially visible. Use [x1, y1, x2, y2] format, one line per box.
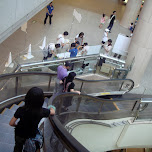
[10, 104, 15, 110]
[18, 101, 24, 106]
[113, 102, 120, 111]
[1, 108, 6, 114]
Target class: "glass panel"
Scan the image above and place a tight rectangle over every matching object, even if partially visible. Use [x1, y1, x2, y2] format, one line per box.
[136, 102, 152, 121]
[17, 75, 51, 94]
[74, 79, 133, 94]
[0, 74, 57, 102]
[52, 94, 139, 125]
[0, 77, 16, 101]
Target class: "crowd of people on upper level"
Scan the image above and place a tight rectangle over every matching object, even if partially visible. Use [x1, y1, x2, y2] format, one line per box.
[42, 30, 90, 61]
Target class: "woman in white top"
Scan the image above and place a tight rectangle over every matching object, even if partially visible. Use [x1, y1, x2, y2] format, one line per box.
[101, 29, 109, 47]
[103, 39, 112, 56]
[81, 43, 89, 56]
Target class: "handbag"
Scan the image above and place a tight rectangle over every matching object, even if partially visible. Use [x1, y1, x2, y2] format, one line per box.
[23, 129, 44, 152]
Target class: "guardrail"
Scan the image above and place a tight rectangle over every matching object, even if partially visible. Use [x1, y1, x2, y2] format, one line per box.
[0, 72, 134, 103]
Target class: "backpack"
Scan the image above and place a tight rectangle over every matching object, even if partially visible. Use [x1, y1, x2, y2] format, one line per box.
[23, 129, 44, 152]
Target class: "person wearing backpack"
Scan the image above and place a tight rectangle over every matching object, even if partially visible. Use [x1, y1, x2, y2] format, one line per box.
[62, 72, 80, 110]
[9, 87, 55, 152]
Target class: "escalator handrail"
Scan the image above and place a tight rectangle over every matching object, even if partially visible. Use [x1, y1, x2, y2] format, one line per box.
[49, 92, 140, 152]
[0, 72, 57, 80]
[0, 72, 134, 93]
[75, 77, 134, 93]
[52, 92, 140, 103]
[49, 115, 89, 152]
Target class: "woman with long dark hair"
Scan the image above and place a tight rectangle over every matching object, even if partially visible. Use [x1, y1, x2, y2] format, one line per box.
[62, 72, 80, 110]
[9, 87, 55, 152]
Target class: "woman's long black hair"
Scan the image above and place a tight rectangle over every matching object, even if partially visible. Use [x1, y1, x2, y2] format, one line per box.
[23, 87, 44, 110]
[64, 72, 76, 86]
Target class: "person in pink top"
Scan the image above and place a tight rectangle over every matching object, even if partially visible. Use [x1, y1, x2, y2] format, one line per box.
[99, 13, 106, 28]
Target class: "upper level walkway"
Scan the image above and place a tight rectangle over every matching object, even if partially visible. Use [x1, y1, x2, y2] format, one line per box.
[0, 0, 129, 74]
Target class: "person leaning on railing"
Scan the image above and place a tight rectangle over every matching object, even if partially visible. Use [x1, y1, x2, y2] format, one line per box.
[61, 72, 80, 111]
[9, 87, 55, 152]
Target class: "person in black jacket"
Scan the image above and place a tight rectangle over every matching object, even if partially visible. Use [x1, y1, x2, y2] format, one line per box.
[107, 11, 116, 33]
[62, 72, 80, 110]
[9, 87, 55, 152]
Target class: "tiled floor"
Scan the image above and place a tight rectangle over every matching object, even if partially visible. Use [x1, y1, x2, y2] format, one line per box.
[0, 0, 128, 74]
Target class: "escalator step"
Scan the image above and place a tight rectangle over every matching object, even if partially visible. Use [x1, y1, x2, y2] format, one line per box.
[0, 123, 14, 134]
[0, 142, 14, 152]
[2, 108, 15, 117]
[0, 114, 11, 124]
[9, 104, 19, 112]
[0, 132, 14, 144]
[18, 101, 24, 107]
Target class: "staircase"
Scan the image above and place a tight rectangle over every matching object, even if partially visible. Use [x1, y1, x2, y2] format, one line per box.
[0, 98, 48, 152]
[0, 101, 24, 152]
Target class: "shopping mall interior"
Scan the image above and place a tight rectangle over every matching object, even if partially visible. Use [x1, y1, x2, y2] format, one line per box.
[0, 0, 152, 152]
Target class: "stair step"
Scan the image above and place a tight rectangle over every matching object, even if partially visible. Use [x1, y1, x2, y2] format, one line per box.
[0, 114, 11, 124]
[9, 104, 19, 112]
[0, 142, 14, 152]
[0, 123, 14, 134]
[2, 108, 15, 117]
[0, 132, 14, 144]
[18, 101, 24, 107]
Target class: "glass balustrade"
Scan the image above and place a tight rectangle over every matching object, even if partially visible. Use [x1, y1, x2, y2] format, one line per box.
[0, 72, 134, 103]
[2, 43, 129, 79]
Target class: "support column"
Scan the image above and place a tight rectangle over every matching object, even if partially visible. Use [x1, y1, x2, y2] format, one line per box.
[126, 0, 152, 86]
[120, 0, 142, 28]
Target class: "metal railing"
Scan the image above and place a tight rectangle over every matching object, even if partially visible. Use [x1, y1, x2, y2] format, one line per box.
[0, 72, 151, 152]
[0, 72, 134, 104]
[134, 98, 152, 122]
[4, 53, 128, 79]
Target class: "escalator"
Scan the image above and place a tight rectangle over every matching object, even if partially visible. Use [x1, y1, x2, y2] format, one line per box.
[0, 72, 151, 152]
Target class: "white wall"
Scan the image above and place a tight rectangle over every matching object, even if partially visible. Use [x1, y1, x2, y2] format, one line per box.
[0, 0, 52, 44]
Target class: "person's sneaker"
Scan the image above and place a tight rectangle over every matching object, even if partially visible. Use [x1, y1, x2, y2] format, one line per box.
[109, 31, 111, 33]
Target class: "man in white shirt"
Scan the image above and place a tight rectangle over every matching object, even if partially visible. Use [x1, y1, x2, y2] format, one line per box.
[57, 31, 69, 47]
[43, 43, 60, 61]
[98, 39, 112, 67]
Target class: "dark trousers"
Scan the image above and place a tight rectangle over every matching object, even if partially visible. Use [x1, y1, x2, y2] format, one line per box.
[98, 57, 106, 66]
[14, 135, 26, 152]
[107, 22, 114, 31]
[44, 14, 53, 24]
[43, 53, 52, 61]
